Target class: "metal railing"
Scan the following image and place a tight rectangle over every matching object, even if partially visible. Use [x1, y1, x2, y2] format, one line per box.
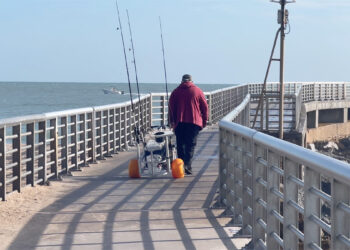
[0, 84, 248, 201]
[0, 95, 151, 201]
[207, 84, 249, 124]
[248, 82, 350, 132]
[146, 82, 349, 130]
[2, 81, 350, 249]
[219, 83, 350, 249]
[301, 82, 349, 103]
[249, 82, 302, 132]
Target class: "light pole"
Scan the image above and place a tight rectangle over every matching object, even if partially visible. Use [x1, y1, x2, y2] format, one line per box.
[271, 0, 295, 139]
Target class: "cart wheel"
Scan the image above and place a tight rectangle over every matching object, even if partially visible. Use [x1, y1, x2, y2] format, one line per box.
[171, 158, 184, 178]
[129, 159, 140, 178]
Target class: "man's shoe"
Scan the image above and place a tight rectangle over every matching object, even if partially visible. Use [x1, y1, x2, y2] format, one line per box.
[185, 168, 192, 175]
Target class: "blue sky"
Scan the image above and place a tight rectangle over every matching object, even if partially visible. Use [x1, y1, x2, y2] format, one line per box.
[0, 0, 349, 84]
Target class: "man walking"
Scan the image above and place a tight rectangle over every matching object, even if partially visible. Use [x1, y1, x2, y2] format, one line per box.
[169, 74, 208, 175]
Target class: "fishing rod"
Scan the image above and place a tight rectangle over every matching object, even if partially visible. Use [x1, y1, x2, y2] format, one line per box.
[115, 0, 141, 144]
[126, 9, 144, 139]
[159, 16, 170, 126]
[115, 0, 134, 113]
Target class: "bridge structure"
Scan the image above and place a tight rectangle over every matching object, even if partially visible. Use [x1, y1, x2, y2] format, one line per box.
[1, 82, 350, 249]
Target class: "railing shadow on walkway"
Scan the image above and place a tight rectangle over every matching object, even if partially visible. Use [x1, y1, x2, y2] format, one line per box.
[7, 130, 249, 250]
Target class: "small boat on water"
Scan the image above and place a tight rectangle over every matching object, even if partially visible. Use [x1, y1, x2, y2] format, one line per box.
[102, 87, 125, 95]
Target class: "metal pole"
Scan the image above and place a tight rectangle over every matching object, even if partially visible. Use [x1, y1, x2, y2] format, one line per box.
[279, 0, 286, 139]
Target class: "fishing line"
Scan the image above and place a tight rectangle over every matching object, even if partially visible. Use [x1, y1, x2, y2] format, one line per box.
[126, 9, 144, 138]
[159, 16, 170, 126]
[115, 0, 134, 113]
[116, 0, 144, 144]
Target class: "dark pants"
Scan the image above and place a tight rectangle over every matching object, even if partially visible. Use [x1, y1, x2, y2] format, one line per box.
[175, 122, 201, 170]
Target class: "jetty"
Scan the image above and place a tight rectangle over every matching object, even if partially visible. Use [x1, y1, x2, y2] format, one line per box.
[1, 82, 350, 249]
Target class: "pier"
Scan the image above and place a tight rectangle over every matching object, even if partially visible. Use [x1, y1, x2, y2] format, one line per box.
[2, 128, 251, 249]
[1, 82, 350, 249]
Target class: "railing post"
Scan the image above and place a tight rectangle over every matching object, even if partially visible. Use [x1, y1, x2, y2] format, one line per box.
[219, 128, 228, 206]
[96, 111, 104, 159]
[242, 136, 253, 236]
[141, 98, 145, 131]
[162, 95, 166, 127]
[304, 167, 321, 248]
[90, 111, 96, 163]
[221, 91, 224, 120]
[13, 124, 21, 193]
[226, 132, 235, 216]
[124, 106, 129, 150]
[260, 96, 264, 131]
[252, 144, 267, 247]
[140, 98, 144, 131]
[283, 158, 299, 249]
[62, 116, 69, 173]
[0, 126, 6, 201]
[86, 112, 93, 163]
[247, 101, 251, 127]
[106, 110, 111, 156]
[26, 123, 35, 187]
[99, 111, 105, 159]
[313, 83, 317, 101]
[72, 115, 79, 170]
[233, 133, 243, 224]
[332, 180, 349, 250]
[81, 113, 87, 166]
[38, 120, 47, 184]
[118, 107, 122, 151]
[266, 151, 281, 250]
[208, 94, 212, 125]
[111, 109, 116, 154]
[265, 98, 269, 131]
[50, 118, 58, 179]
[150, 93, 153, 127]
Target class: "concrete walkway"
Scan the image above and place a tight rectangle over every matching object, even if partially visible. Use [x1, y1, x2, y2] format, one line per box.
[4, 129, 249, 250]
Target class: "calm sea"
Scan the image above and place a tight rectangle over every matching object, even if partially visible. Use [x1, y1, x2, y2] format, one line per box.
[0, 82, 233, 120]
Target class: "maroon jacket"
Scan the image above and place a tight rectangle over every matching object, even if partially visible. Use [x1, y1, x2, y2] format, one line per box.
[169, 81, 208, 129]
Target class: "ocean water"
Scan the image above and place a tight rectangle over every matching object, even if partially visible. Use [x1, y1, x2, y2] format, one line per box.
[0, 82, 232, 120]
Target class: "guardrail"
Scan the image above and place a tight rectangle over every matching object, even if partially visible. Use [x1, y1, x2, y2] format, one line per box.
[208, 84, 249, 124]
[301, 82, 348, 102]
[0, 84, 248, 201]
[148, 82, 350, 129]
[0, 95, 151, 201]
[249, 83, 302, 132]
[219, 90, 350, 249]
[2, 81, 350, 250]
[248, 82, 350, 132]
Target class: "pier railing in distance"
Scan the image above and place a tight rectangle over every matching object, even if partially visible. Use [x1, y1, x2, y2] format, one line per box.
[219, 82, 350, 249]
[149, 84, 249, 127]
[248, 82, 350, 132]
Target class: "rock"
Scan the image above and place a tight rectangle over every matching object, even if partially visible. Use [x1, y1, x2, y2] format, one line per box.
[323, 141, 338, 151]
[308, 143, 316, 152]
